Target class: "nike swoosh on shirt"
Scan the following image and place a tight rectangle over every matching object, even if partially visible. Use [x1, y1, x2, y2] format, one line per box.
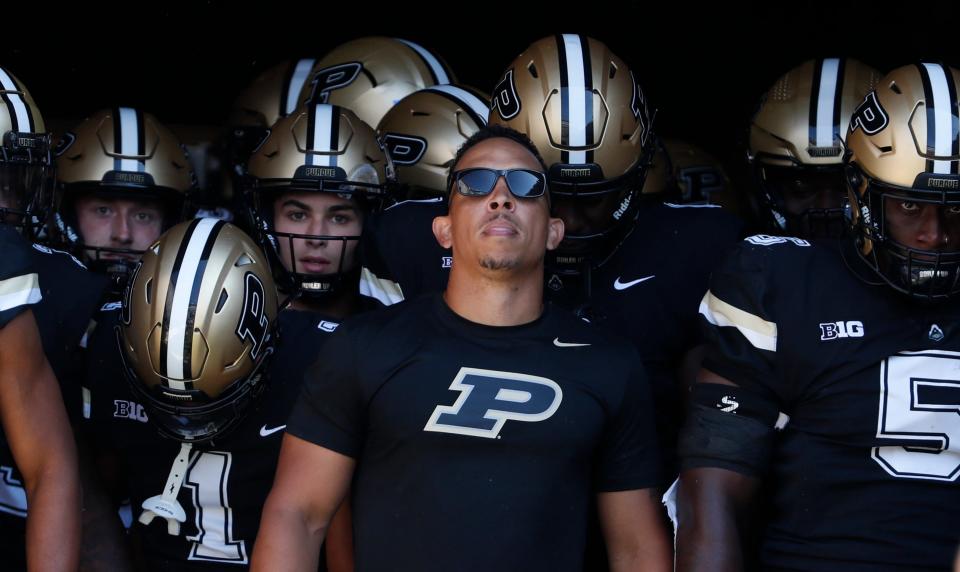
[613, 275, 655, 290]
[259, 425, 287, 437]
[553, 338, 591, 348]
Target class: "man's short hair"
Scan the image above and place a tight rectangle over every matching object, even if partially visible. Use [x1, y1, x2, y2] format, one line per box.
[445, 125, 548, 195]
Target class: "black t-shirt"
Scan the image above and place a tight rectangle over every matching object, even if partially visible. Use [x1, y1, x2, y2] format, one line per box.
[83, 307, 338, 571]
[0, 235, 105, 570]
[287, 294, 661, 572]
[698, 235, 960, 571]
[363, 198, 744, 474]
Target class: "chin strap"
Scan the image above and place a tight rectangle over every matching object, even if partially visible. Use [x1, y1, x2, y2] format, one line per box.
[138, 442, 193, 535]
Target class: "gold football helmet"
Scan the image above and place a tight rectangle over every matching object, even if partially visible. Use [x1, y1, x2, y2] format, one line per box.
[749, 58, 882, 237]
[245, 103, 393, 297]
[377, 84, 489, 199]
[225, 59, 319, 172]
[118, 219, 278, 442]
[53, 107, 195, 279]
[220, 59, 321, 213]
[846, 62, 960, 299]
[298, 37, 455, 129]
[0, 66, 53, 239]
[489, 34, 655, 268]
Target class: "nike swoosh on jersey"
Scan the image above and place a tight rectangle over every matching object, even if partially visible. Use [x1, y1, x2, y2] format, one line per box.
[259, 424, 287, 437]
[553, 337, 591, 348]
[613, 275, 655, 290]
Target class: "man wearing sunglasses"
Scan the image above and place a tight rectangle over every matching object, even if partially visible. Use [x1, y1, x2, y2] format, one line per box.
[253, 125, 672, 572]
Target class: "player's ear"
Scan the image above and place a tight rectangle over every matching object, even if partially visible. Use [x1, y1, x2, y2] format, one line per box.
[546, 216, 564, 251]
[433, 214, 453, 249]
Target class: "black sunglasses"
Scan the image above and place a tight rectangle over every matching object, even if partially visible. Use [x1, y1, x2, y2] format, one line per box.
[451, 168, 548, 199]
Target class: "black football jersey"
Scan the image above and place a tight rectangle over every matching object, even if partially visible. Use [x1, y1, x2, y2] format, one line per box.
[0, 226, 37, 328]
[287, 294, 661, 572]
[27, 243, 106, 415]
[0, 236, 106, 570]
[360, 197, 449, 302]
[698, 235, 960, 571]
[83, 307, 338, 571]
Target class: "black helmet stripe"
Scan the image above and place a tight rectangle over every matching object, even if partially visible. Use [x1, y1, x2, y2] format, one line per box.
[947, 64, 960, 173]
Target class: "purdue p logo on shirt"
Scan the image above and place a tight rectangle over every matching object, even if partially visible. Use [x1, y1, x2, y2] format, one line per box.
[424, 367, 563, 439]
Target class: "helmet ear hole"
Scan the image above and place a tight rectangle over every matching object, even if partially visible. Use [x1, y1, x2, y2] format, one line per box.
[608, 63, 617, 80]
[527, 62, 539, 79]
[144, 278, 153, 304]
[215, 289, 228, 313]
[846, 165, 863, 190]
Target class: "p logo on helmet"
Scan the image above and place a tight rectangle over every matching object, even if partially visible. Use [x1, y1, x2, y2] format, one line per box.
[850, 92, 889, 135]
[237, 272, 270, 359]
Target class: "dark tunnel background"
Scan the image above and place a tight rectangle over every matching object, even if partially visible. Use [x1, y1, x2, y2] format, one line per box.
[2, 0, 956, 198]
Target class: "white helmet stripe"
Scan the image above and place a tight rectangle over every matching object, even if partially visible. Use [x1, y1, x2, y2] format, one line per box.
[0, 68, 32, 132]
[426, 85, 489, 125]
[922, 62, 954, 174]
[815, 58, 841, 148]
[286, 59, 316, 116]
[118, 107, 145, 172]
[562, 34, 587, 165]
[396, 39, 449, 84]
[165, 217, 221, 384]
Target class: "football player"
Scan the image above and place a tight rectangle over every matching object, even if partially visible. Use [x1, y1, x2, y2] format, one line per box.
[82, 102, 393, 571]
[52, 107, 195, 294]
[677, 61, 960, 572]
[0, 66, 105, 570]
[747, 57, 882, 238]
